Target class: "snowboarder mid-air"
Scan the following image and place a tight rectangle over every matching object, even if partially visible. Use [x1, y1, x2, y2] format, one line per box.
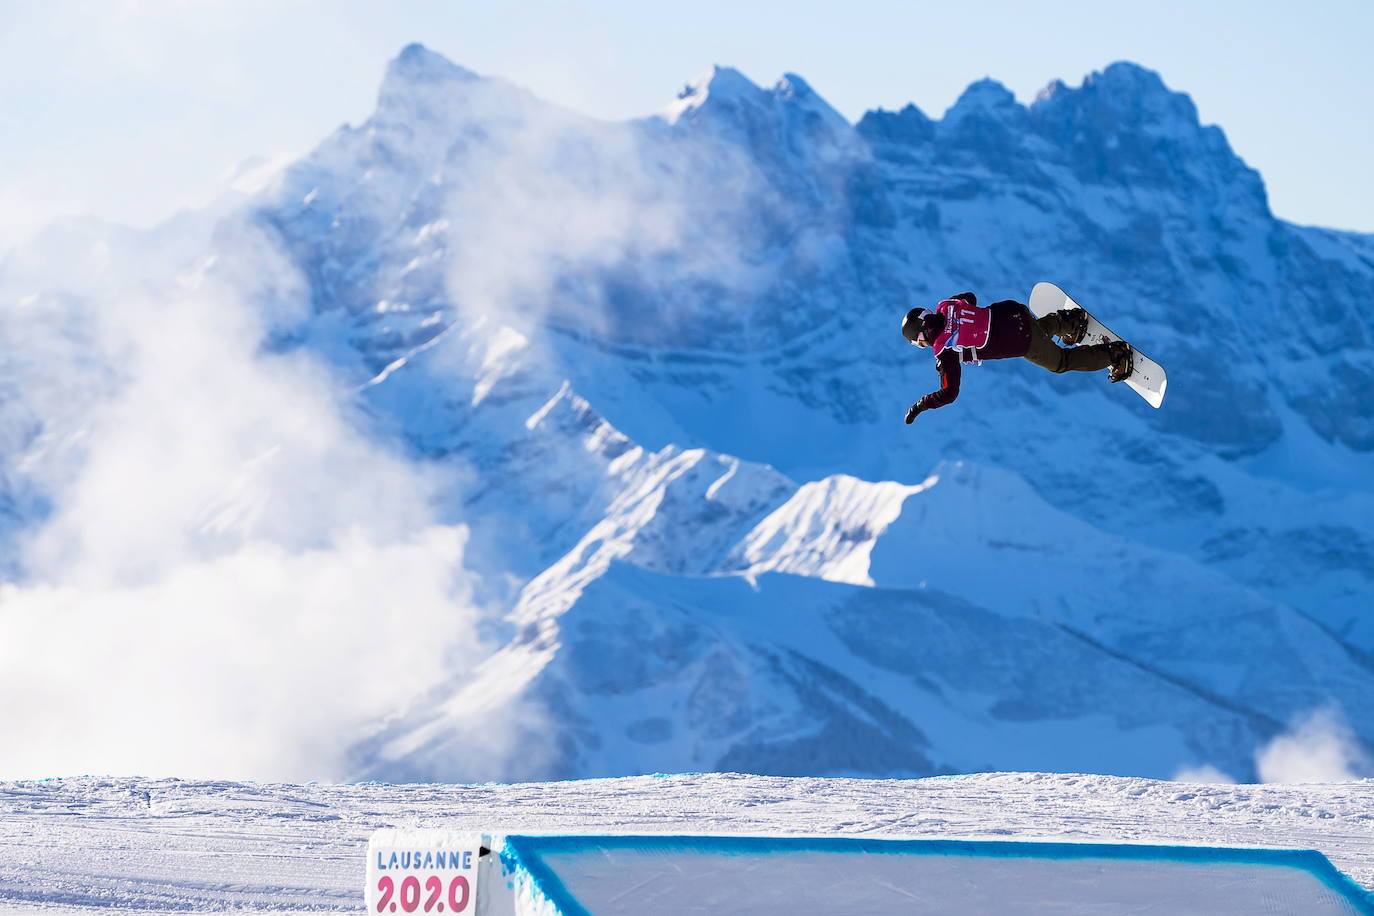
[901, 292, 1134, 423]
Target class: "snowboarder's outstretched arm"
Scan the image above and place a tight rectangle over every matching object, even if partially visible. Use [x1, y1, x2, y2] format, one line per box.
[905, 349, 961, 423]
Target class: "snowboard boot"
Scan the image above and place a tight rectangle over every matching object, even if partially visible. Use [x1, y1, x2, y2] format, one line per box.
[1057, 308, 1090, 346]
[1106, 340, 1134, 383]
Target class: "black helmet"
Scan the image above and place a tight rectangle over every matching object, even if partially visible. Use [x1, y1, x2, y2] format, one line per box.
[901, 307, 944, 347]
[901, 307, 927, 343]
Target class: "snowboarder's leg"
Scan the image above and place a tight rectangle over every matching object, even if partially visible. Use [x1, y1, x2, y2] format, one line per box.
[1058, 343, 1115, 372]
[1023, 314, 1069, 372]
[1024, 330, 1114, 374]
[1036, 309, 1090, 346]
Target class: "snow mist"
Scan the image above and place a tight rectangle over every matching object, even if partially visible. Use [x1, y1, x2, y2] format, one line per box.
[0, 228, 487, 781]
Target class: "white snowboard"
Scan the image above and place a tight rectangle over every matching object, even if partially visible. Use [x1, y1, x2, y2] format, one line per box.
[1028, 281, 1168, 409]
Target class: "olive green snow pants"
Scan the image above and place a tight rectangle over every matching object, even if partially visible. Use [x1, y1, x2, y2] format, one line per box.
[1023, 310, 1113, 374]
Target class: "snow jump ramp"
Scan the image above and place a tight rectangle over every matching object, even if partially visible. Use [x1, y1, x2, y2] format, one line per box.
[368, 830, 1374, 915]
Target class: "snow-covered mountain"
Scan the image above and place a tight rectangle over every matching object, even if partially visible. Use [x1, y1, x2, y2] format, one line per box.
[2, 44, 1372, 784]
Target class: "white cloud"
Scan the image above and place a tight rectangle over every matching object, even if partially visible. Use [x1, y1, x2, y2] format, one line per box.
[0, 183, 89, 254]
[428, 78, 785, 359]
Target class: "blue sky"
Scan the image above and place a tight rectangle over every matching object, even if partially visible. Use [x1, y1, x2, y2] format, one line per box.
[2, 0, 1370, 247]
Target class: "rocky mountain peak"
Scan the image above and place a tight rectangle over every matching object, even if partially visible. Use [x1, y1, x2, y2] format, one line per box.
[383, 42, 479, 90]
[663, 65, 767, 124]
[1028, 61, 1266, 209]
[374, 42, 484, 126]
[943, 77, 1022, 121]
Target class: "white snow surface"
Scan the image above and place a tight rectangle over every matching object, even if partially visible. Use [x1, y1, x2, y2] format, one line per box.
[1, 772, 1371, 913]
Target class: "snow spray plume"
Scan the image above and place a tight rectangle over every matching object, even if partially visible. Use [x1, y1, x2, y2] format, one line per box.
[1170, 764, 1237, 784]
[1171, 706, 1373, 785]
[0, 221, 490, 781]
[1256, 706, 1373, 784]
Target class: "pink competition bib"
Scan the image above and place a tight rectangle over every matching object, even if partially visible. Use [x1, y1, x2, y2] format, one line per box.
[930, 299, 991, 355]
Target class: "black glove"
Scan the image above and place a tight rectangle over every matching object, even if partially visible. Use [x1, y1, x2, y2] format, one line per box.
[905, 402, 923, 424]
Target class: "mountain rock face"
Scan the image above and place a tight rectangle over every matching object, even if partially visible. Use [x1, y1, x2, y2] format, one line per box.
[4, 44, 1373, 783]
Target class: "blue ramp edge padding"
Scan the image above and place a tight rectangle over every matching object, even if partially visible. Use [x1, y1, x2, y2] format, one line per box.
[499, 834, 1374, 916]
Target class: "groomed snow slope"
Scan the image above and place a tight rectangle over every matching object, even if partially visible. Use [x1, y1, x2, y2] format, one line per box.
[1, 773, 1371, 912]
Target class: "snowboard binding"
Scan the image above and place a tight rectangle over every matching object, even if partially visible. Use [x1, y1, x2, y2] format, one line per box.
[1106, 341, 1134, 383]
[1057, 308, 1090, 346]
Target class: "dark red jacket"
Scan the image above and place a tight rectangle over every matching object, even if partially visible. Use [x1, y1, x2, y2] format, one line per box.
[915, 295, 1034, 411]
